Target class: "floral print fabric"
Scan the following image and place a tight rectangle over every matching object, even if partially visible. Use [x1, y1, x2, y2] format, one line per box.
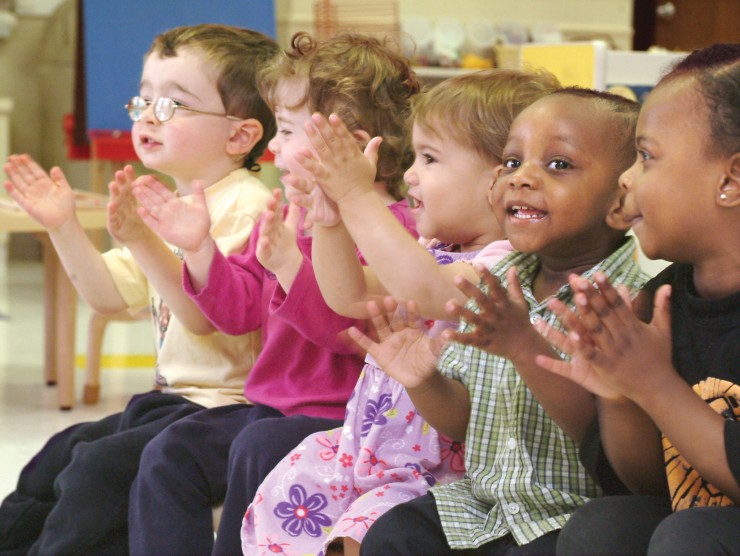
[241, 245, 479, 555]
[241, 366, 465, 555]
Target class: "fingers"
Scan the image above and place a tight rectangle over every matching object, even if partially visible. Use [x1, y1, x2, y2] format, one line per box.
[48, 166, 70, 189]
[538, 299, 597, 360]
[504, 266, 527, 307]
[366, 299, 394, 342]
[15, 154, 44, 182]
[363, 136, 382, 168]
[283, 202, 301, 232]
[346, 325, 377, 353]
[445, 298, 479, 329]
[284, 174, 313, 196]
[258, 205, 277, 237]
[304, 113, 333, 157]
[308, 112, 354, 158]
[569, 275, 613, 340]
[533, 353, 577, 381]
[651, 284, 672, 335]
[294, 149, 324, 182]
[131, 178, 162, 209]
[388, 298, 423, 333]
[453, 267, 506, 307]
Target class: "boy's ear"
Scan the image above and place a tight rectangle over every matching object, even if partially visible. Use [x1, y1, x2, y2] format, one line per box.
[226, 118, 264, 157]
[717, 152, 740, 207]
[605, 188, 632, 231]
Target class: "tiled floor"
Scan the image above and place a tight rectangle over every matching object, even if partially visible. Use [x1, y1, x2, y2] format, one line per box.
[0, 259, 155, 500]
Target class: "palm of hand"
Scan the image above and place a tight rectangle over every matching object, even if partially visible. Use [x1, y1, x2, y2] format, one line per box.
[455, 291, 534, 363]
[371, 325, 439, 390]
[153, 198, 210, 251]
[309, 186, 340, 227]
[561, 348, 623, 399]
[20, 175, 76, 230]
[256, 212, 298, 272]
[588, 319, 672, 400]
[108, 190, 147, 244]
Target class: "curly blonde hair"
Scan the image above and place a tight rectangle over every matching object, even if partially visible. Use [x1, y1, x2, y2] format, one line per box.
[258, 32, 420, 200]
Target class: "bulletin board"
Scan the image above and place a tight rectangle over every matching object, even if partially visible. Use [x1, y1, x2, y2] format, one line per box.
[80, 0, 275, 135]
[520, 41, 608, 90]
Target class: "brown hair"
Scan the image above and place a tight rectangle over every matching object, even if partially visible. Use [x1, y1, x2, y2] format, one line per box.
[258, 32, 420, 200]
[147, 24, 280, 171]
[411, 69, 561, 166]
[659, 43, 740, 158]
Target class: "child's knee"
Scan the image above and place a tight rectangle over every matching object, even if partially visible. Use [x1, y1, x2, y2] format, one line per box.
[649, 508, 734, 555]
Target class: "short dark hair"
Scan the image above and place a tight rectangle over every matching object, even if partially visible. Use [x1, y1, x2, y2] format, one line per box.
[549, 87, 640, 175]
[660, 43, 740, 157]
[148, 24, 280, 171]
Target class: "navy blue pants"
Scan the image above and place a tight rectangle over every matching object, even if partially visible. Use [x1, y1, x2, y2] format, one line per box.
[360, 493, 559, 556]
[556, 495, 740, 555]
[128, 403, 341, 556]
[0, 391, 202, 556]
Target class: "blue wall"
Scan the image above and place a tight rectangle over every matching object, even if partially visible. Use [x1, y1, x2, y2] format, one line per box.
[83, 1, 275, 133]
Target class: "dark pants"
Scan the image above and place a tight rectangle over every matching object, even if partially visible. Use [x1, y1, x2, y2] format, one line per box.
[360, 493, 559, 556]
[128, 403, 341, 556]
[0, 391, 202, 556]
[213, 414, 342, 556]
[556, 495, 740, 556]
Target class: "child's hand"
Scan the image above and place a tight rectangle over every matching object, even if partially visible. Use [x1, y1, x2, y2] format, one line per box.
[445, 266, 539, 364]
[347, 298, 445, 391]
[533, 296, 623, 400]
[107, 165, 150, 244]
[298, 113, 380, 205]
[3, 154, 77, 230]
[256, 189, 301, 275]
[133, 176, 212, 253]
[535, 273, 674, 403]
[283, 174, 340, 228]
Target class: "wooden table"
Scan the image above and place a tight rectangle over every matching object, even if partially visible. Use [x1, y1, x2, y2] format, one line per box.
[0, 195, 108, 409]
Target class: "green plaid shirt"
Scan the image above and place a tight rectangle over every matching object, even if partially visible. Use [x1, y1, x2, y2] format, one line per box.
[431, 237, 649, 548]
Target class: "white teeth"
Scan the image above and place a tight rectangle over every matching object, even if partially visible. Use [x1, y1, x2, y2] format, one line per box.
[510, 205, 544, 220]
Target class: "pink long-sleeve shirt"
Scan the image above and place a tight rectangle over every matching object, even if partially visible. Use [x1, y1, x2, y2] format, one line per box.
[184, 201, 416, 420]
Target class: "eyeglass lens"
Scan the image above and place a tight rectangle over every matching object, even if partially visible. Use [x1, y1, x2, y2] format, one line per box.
[126, 97, 176, 123]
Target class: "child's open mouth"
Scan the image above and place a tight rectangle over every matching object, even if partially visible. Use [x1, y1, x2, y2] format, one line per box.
[509, 205, 546, 220]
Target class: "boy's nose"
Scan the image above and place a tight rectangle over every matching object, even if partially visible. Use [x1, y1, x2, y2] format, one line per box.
[508, 164, 535, 189]
[137, 100, 159, 125]
[267, 136, 279, 155]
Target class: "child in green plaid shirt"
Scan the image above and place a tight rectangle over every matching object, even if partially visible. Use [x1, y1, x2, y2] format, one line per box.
[349, 88, 651, 554]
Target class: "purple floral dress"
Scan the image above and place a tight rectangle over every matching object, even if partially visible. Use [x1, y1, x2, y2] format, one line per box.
[241, 246, 483, 556]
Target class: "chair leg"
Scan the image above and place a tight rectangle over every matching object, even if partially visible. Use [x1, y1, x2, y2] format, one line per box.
[83, 311, 112, 404]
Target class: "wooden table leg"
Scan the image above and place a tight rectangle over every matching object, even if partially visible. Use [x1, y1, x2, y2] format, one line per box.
[40, 235, 58, 386]
[38, 234, 78, 410]
[54, 257, 77, 410]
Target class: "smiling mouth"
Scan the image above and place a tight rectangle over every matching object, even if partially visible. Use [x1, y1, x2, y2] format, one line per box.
[508, 205, 547, 220]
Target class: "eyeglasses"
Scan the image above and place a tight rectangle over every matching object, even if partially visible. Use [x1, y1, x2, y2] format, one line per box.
[125, 96, 241, 123]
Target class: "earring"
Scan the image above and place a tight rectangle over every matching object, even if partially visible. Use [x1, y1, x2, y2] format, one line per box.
[720, 193, 728, 201]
